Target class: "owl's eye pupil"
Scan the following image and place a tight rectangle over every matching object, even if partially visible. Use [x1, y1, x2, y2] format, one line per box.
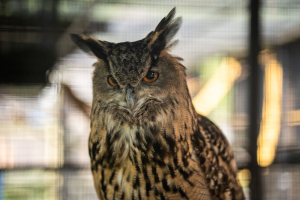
[146, 72, 155, 80]
[143, 71, 159, 83]
[111, 77, 117, 84]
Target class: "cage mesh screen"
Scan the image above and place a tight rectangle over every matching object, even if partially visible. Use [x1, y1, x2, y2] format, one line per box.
[0, 0, 300, 199]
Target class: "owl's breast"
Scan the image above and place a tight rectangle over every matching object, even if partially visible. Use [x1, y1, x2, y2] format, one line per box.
[89, 122, 141, 169]
[89, 124, 211, 200]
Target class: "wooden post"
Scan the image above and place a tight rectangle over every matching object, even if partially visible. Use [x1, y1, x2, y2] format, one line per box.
[249, 0, 262, 199]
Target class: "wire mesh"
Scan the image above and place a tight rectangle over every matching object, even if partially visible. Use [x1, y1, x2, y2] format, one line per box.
[1, 0, 300, 199]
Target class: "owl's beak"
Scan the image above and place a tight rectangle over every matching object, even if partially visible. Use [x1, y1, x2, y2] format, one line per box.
[126, 87, 135, 109]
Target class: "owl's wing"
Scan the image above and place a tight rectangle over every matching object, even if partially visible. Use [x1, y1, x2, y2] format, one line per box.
[192, 114, 245, 200]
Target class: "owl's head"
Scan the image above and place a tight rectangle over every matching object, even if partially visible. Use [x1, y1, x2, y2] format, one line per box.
[71, 8, 189, 122]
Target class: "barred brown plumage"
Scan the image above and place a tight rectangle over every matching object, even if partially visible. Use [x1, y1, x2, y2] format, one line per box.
[71, 7, 244, 200]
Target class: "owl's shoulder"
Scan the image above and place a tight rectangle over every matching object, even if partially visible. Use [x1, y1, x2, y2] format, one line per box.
[191, 114, 244, 199]
[193, 114, 236, 171]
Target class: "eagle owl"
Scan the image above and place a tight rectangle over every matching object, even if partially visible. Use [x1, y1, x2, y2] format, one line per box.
[71, 8, 244, 200]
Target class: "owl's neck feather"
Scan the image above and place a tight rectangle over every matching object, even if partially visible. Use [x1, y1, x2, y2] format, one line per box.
[90, 94, 197, 169]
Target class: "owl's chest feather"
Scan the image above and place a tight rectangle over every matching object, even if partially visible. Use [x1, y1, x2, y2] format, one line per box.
[90, 125, 212, 200]
[89, 115, 213, 200]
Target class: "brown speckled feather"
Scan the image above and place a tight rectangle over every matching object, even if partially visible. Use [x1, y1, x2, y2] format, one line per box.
[72, 7, 244, 200]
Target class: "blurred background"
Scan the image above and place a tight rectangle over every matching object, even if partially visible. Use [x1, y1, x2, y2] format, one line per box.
[1, 0, 300, 199]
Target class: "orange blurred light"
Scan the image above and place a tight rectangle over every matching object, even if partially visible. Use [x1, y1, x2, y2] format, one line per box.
[192, 57, 241, 115]
[257, 50, 283, 167]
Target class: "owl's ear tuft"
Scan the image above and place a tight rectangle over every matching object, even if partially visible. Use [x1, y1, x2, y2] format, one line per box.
[70, 34, 109, 61]
[147, 7, 182, 55]
[165, 39, 179, 50]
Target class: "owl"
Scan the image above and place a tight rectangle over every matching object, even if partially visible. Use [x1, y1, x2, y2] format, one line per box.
[71, 7, 244, 200]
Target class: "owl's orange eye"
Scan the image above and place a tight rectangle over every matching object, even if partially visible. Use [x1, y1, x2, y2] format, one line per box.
[143, 71, 159, 83]
[107, 76, 118, 86]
